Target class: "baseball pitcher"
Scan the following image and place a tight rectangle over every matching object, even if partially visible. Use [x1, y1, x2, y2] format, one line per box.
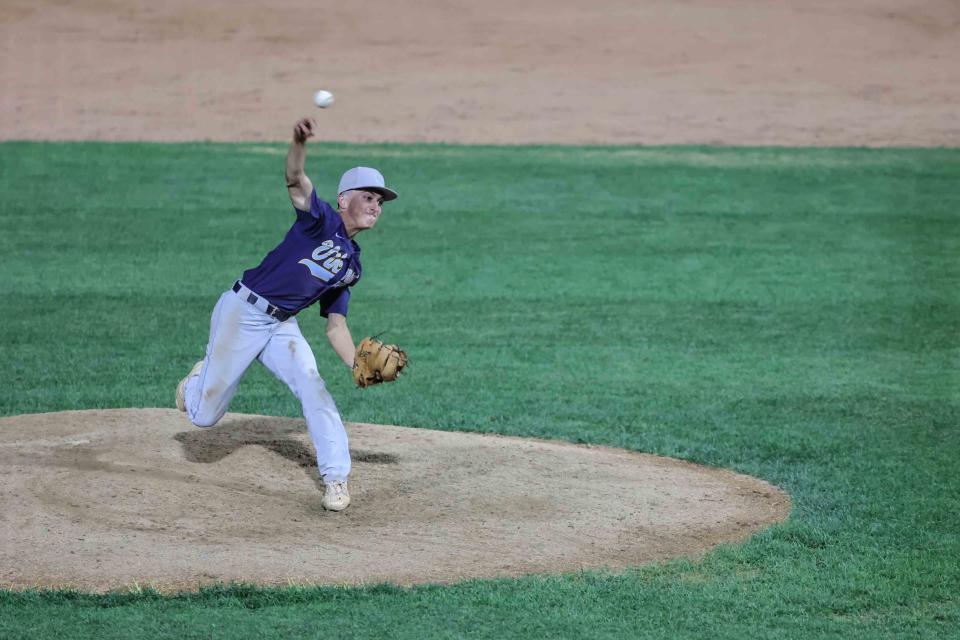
[175, 117, 406, 511]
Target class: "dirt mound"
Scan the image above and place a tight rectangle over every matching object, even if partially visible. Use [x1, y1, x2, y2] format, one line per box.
[0, 409, 789, 593]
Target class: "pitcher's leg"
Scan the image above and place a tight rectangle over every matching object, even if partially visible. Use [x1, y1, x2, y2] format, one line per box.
[258, 320, 351, 481]
[185, 291, 271, 427]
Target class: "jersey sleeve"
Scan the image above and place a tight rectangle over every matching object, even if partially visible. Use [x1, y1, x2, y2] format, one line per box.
[295, 189, 338, 227]
[317, 288, 351, 318]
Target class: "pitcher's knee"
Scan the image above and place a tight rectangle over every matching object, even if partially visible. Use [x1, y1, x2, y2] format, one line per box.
[300, 382, 336, 410]
[187, 407, 222, 428]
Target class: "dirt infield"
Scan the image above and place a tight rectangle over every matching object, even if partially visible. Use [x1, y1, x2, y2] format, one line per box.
[0, 409, 789, 592]
[1, 0, 958, 146]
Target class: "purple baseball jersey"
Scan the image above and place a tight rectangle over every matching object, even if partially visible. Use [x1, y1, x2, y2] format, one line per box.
[240, 189, 362, 316]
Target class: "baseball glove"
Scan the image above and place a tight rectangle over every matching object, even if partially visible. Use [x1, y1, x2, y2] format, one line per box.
[353, 336, 407, 388]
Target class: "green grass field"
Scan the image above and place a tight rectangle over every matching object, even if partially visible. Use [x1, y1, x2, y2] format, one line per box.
[1, 142, 957, 639]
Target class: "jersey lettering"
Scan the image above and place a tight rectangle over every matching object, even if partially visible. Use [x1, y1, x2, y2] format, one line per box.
[312, 240, 339, 261]
[300, 240, 348, 282]
[335, 268, 357, 288]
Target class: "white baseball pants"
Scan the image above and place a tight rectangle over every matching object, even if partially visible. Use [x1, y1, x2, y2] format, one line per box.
[182, 286, 351, 482]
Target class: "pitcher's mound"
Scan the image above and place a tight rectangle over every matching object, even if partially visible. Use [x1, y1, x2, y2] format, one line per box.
[0, 409, 789, 593]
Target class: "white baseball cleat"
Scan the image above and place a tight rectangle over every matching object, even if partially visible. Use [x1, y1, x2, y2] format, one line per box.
[322, 481, 351, 511]
[175, 360, 204, 412]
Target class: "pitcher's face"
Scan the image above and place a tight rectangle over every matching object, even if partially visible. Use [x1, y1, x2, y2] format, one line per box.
[339, 189, 384, 235]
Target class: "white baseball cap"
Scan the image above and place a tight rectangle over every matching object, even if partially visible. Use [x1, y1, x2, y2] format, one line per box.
[338, 167, 398, 201]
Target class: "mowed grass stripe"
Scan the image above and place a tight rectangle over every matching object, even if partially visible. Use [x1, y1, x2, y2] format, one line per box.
[0, 142, 957, 639]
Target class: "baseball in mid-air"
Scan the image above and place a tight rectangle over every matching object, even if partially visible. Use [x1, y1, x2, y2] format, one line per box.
[313, 89, 335, 109]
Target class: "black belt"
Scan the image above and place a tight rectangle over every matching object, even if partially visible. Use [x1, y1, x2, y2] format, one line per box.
[232, 281, 292, 321]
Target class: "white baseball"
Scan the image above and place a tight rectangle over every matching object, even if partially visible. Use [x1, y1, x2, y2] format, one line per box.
[313, 89, 335, 109]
